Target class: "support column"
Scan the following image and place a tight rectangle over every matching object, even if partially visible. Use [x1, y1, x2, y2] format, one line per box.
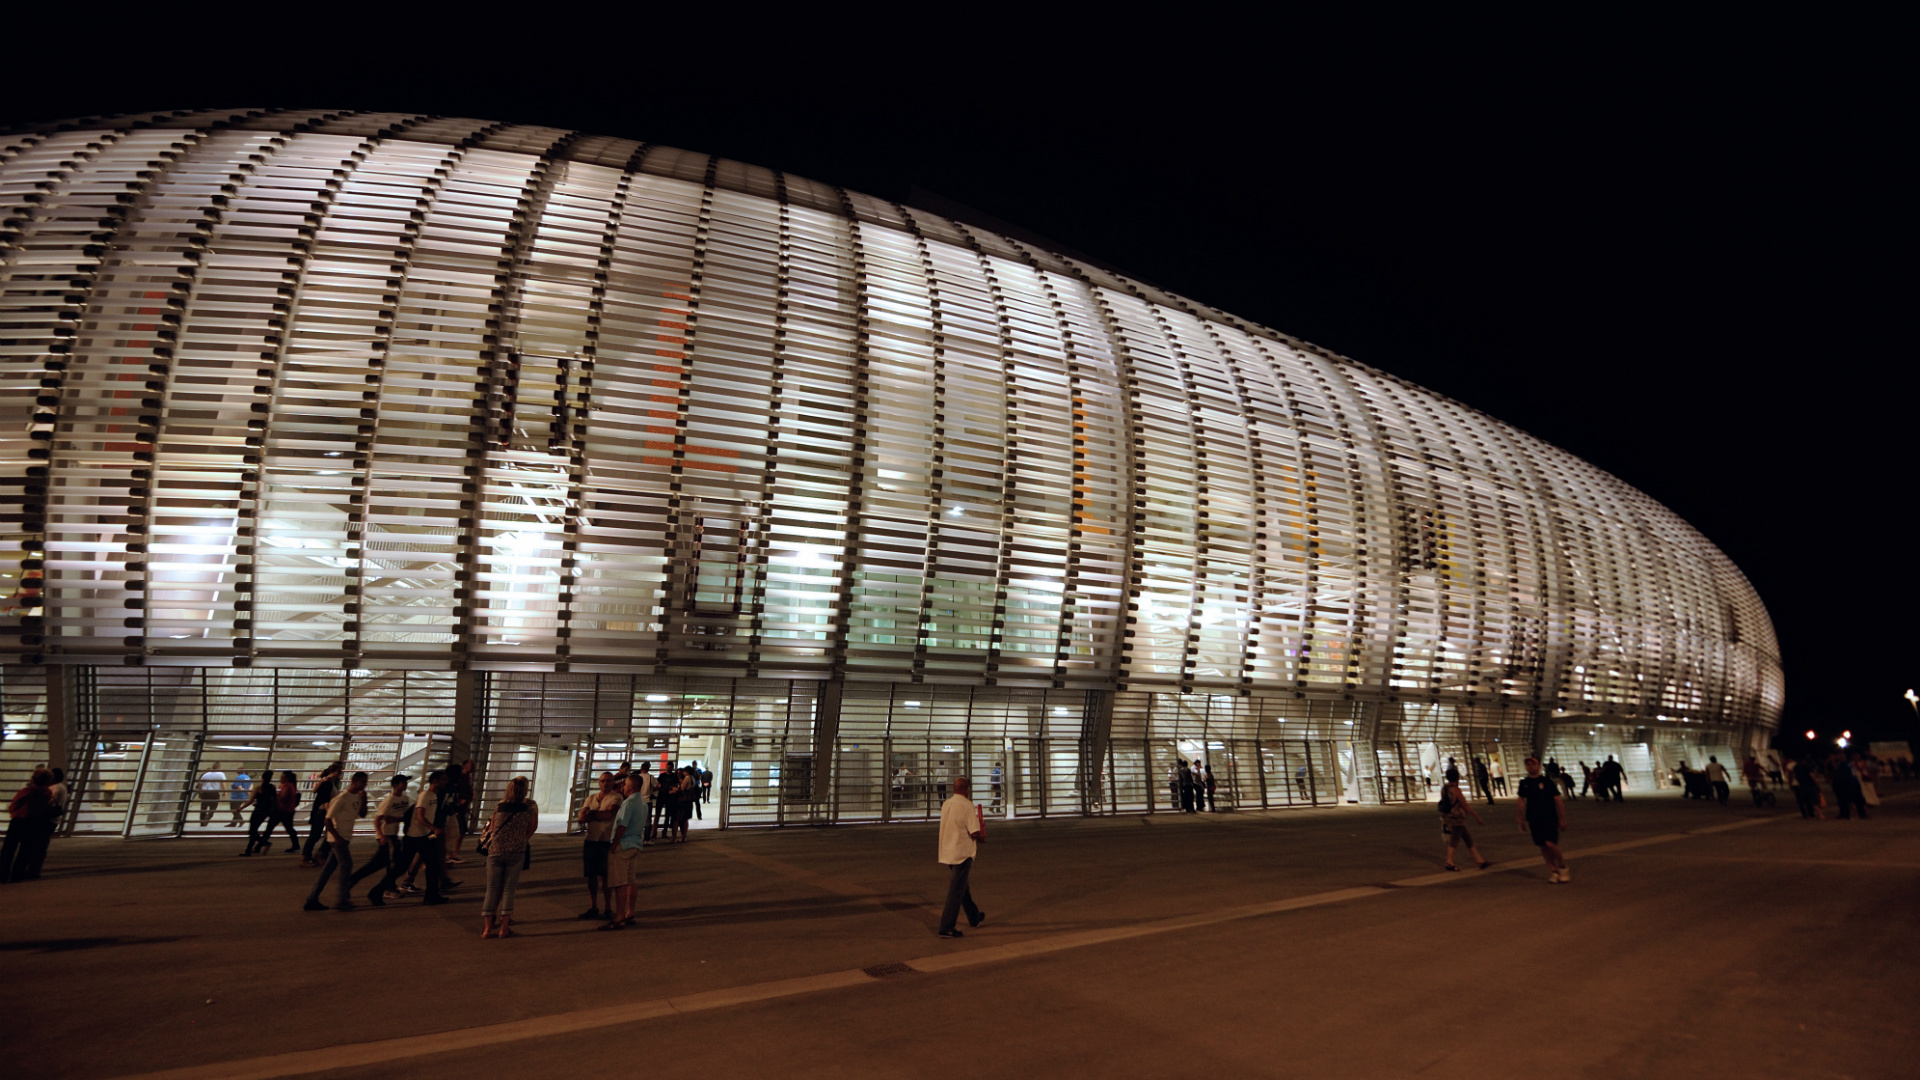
[811, 679, 843, 806]
[45, 664, 72, 773]
[451, 669, 482, 768]
[1080, 689, 1113, 813]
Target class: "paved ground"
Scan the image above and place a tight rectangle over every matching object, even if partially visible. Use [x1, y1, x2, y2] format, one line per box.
[2, 782, 1915, 1080]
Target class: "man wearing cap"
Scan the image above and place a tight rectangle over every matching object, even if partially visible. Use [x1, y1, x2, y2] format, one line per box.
[376, 769, 451, 905]
[349, 774, 412, 905]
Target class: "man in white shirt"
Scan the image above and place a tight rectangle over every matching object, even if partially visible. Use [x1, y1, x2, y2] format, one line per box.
[935, 776, 987, 938]
[303, 771, 368, 911]
[634, 762, 659, 842]
[197, 762, 227, 826]
[1704, 756, 1731, 806]
[349, 775, 412, 906]
[385, 769, 452, 904]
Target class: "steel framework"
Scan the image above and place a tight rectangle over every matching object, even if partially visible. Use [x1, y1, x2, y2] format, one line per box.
[0, 110, 1781, 828]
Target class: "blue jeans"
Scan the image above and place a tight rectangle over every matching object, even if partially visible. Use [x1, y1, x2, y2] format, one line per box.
[305, 840, 355, 906]
[483, 853, 523, 916]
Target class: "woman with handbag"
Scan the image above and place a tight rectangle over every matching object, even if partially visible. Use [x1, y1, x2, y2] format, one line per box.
[478, 776, 539, 939]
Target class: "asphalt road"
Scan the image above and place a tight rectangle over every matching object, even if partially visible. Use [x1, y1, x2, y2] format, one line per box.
[3, 783, 1913, 1080]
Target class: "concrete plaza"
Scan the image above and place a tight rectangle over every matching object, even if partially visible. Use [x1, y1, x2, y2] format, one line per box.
[2, 783, 1914, 1080]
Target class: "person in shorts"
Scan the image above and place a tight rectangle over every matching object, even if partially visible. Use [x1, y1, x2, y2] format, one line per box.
[1515, 756, 1569, 882]
[576, 771, 624, 921]
[1438, 767, 1490, 871]
[601, 772, 647, 931]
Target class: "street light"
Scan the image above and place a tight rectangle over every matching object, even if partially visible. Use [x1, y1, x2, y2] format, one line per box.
[1905, 689, 1918, 719]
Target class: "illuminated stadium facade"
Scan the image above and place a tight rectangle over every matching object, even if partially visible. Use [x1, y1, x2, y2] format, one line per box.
[0, 110, 1783, 835]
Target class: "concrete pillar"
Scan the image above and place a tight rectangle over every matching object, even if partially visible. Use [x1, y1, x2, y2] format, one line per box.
[45, 664, 72, 773]
[812, 679, 843, 805]
[1080, 689, 1113, 812]
[451, 669, 482, 768]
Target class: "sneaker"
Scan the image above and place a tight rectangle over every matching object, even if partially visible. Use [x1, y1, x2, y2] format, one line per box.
[1558, 866, 1571, 882]
[969, 911, 987, 928]
[367, 893, 385, 907]
[422, 895, 449, 906]
[303, 899, 327, 911]
[937, 928, 964, 939]
[334, 901, 357, 912]
[578, 908, 604, 920]
[396, 884, 420, 895]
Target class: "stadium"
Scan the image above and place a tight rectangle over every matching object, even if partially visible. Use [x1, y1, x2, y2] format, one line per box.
[0, 109, 1783, 836]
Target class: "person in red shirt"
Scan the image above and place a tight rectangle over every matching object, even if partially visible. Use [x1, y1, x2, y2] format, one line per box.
[1, 768, 55, 882]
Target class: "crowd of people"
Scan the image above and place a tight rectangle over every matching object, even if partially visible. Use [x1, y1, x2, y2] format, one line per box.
[277, 759, 714, 937]
[1167, 757, 1218, 812]
[2, 744, 1907, 923]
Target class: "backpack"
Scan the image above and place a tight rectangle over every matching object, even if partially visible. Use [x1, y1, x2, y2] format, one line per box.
[1436, 788, 1452, 815]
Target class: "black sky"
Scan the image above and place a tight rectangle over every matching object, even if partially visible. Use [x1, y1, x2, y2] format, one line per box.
[6, 15, 1909, 743]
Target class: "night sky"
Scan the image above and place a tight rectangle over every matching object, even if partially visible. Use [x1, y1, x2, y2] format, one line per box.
[6, 17, 1907, 744]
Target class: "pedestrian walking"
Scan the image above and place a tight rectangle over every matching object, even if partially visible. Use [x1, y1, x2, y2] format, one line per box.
[576, 771, 623, 921]
[301, 763, 343, 866]
[478, 776, 538, 939]
[1177, 758, 1196, 813]
[227, 770, 251, 826]
[239, 775, 277, 855]
[346, 775, 411, 903]
[375, 769, 452, 905]
[196, 762, 228, 826]
[1515, 756, 1570, 883]
[1489, 756, 1507, 796]
[1739, 755, 1774, 807]
[1790, 756, 1823, 819]
[1828, 753, 1868, 820]
[1438, 767, 1490, 871]
[1602, 755, 1626, 802]
[601, 772, 647, 931]
[1704, 756, 1731, 806]
[935, 776, 987, 939]
[260, 770, 302, 852]
[1471, 756, 1494, 805]
[1200, 760, 1218, 812]
[1578, 762, 1594, 799]
[302, 771, 368, 911]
